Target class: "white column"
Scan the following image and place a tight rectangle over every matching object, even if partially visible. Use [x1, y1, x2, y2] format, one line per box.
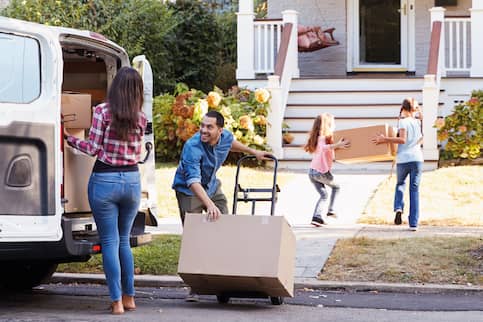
[470, 1, 483, 77]
[266, 75, 283, 158]
[281, 10, 299, 78]
[236, 0, 255, 79]
[429, 7, 446, 78]
[421, 75, 439, 161]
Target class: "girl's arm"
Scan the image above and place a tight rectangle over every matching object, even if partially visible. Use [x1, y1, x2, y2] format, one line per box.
[372, 128, 407, 145]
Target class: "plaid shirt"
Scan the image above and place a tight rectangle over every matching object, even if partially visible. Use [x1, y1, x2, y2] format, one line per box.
[66, 103, 147, 166]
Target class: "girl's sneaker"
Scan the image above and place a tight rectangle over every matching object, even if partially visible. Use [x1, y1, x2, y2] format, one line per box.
[409, 226, 418, 231]
[311, 217, 325, 227]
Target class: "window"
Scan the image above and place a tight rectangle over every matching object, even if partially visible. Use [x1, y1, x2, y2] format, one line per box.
[435, 0, 457, 6]
[0, 33, 41, 103]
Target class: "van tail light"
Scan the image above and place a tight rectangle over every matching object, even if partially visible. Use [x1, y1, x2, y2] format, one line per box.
[92, 244, 101, 253]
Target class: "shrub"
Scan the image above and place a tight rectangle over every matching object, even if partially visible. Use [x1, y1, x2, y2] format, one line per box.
[435, 90, 483, 160]
[153, 84, 270, 162]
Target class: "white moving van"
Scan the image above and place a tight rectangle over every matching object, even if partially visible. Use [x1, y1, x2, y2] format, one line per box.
[0, 17, 157, 289]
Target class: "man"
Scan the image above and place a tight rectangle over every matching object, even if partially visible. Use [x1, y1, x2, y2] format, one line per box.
[172, 110, 271, 225]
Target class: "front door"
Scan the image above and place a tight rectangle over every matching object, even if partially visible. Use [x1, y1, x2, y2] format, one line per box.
[350, 0, 415, 72]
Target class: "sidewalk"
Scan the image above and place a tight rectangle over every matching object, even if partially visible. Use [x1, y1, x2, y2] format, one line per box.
[52, 172, 483, 294]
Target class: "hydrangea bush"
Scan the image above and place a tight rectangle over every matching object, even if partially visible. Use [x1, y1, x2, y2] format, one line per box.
[153, 83, 271, 161]
[434, 90, 483, 160]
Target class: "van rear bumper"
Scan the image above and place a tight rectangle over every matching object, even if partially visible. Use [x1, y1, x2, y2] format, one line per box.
[0, 216, 151, 263]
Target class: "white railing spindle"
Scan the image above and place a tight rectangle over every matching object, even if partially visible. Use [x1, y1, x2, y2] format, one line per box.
[445, 17, 471, 73]
[253, 19, 283, 74]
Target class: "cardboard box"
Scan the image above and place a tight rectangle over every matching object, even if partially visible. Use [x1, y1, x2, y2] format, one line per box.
[63, 145, 95, 213]
[65, 128, 86, 139]
[178, 214, 296, 297]
[66, 88, 106, 106]
[333, 124, 397, 164]
[61, 92, 92, 129]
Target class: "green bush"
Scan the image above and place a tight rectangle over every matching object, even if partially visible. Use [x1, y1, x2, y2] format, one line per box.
[153, 84, 271, 162]
[166, 0, 222, 93]
[435, 90, 483, 160]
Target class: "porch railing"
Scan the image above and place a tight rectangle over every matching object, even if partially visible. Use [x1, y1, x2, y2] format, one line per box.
[253, 19, 283, 74]
[444, 16, 471, 74]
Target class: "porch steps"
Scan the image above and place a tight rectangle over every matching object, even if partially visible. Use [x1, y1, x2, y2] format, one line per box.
[279, 77, 441, 171]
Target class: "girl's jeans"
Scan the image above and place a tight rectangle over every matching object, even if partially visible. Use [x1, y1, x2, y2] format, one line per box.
[88, 171, 141, 302]
[394, 161, 423, 227]
[308, 169, 340, 219]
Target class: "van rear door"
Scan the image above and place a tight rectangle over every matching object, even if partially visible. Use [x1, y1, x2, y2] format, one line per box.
[0, 19, 63, 241]
[132, 55, 157, 222]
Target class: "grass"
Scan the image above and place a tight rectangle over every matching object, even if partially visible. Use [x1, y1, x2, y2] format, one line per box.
[319, 236, 483, 285]
[155, 162, 297, 217]
[360, 165, 483, 226]
[57, 235, 181, 275]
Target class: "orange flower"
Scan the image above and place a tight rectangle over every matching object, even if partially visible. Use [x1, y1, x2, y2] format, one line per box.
[458, 125, 467, 133]
[207, 91, 222, 108]
[239, 115, 254, 131]
[434, 118, 445, 129]
[255, 88, 270, 103]
[254, 115, 267, 126]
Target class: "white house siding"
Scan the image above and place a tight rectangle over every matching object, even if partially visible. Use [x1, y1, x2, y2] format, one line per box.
[415, 0, 433, 76]
[268, 0, 347, 76]
[0, 0, 9, 9]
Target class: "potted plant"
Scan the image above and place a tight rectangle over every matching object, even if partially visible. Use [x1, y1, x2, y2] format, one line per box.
[282, 122, 294, 144]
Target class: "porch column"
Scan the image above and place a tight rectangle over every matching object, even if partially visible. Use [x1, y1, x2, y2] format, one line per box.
[236, 0, 255, 79]
[429, 7, 446, 78]
[266, 75, 283, 158]
[470, 1, 483, 77]
[422, 75, 439, 161]
[281, 10, 299, 78]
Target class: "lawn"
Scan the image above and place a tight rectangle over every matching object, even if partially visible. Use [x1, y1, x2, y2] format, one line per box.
[319, 236, 483, 285]
[360, 165, 483, 226]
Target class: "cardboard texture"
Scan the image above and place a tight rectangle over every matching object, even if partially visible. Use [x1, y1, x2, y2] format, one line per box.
[65, 128, 86, 139]
[63, 145, 95, 213]
[333, 124, 397, 164]
[66, 88, 106, 106]
[61, 93, 92, 129]
[178, 214, 296, 297]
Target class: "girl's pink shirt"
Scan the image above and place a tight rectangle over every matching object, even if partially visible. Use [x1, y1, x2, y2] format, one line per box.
[310, 136, 334, 173]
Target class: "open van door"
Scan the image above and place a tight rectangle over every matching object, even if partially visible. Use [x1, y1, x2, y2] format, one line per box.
[132, 55, 157, 226]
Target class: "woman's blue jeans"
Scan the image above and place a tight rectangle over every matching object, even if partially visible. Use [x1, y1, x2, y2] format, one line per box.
[308, 169, 340, 219]
[394, 161, 423, 228]
[88, 171, 141, 302]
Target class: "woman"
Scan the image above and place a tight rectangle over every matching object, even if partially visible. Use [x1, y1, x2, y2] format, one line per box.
[65, 67, 146, 314]
[372, 98, 424, 231]
[304, 113, 350, 227]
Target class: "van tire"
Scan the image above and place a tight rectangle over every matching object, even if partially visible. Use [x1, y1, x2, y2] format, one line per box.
[0, 261, 58, 290]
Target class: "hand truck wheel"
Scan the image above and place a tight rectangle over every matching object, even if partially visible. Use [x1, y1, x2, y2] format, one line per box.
[270, 296, 284, 305]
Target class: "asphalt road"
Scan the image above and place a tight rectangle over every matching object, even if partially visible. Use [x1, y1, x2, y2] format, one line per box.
[0, 284, 481, 322]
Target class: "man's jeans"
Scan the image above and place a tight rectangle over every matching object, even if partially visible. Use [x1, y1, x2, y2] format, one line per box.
[394, 161, 423, 227]
[88, 171, 141, 302]
[308, 169, 340, 219]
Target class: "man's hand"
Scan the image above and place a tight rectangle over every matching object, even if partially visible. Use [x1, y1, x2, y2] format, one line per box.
[253, 150, 273, 161]
[206, 203, 221, 221]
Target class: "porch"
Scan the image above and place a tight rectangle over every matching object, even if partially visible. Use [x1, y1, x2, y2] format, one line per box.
[236, 1, 483, 170]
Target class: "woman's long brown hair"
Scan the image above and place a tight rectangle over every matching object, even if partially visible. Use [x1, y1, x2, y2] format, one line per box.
[304, 113, 334, 153]
[107, 67, 144, 141]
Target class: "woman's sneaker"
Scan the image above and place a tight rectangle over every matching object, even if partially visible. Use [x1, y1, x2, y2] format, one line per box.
[311, 217, 325, 227]
[394, 210, 402, 225]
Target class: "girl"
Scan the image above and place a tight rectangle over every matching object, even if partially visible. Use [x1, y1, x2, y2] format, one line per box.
[372, 98, 424, 231]
[65, 67, 146, 314]
[304, 113, 350, 227]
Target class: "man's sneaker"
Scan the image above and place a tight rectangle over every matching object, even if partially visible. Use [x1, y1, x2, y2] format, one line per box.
[311, 217, 325, 227]
[394, 210, 402, 225]
[326, 212, 337, 218]
[409, 226, 418, 231]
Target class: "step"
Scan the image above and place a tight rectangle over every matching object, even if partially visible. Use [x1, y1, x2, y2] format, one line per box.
[289, 77, 425, 91]
[287, 90, 424, 105]
[283, 117, 399, 132]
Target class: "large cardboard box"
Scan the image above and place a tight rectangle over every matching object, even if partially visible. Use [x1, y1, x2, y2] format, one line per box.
[61, 92, 92, 129]
[333, 124, 397, 164]
[178, 214, 296, 297]
[63, 145, 95, 213]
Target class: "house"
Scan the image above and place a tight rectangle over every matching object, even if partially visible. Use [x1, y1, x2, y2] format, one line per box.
[236, 0, 483, 170]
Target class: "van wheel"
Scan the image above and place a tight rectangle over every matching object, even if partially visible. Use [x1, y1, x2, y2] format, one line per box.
[0, 261, 58, 290]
